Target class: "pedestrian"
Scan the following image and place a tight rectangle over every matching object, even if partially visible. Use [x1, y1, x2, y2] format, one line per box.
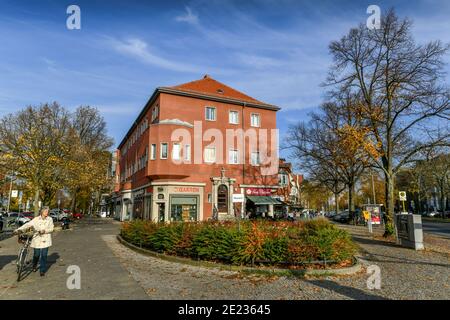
[14, 206, 54, 276]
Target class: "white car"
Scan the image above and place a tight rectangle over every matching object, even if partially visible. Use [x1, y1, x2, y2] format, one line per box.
[427, 211, 438, 217]
[58, 212, 68, 220]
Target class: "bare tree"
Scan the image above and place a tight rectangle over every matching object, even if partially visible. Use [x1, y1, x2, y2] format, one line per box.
[286, 92, 371, 219]
[326, 9, 450, 235]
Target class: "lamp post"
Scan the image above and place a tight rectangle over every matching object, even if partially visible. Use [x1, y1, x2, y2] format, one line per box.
[6, 172, 14, 213]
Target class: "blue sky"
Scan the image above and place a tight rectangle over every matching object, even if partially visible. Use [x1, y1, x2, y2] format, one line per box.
[0, 0, 449, 160]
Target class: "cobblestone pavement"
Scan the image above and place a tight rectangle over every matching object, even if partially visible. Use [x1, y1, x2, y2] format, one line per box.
[1, 219, 448, 300]
[104, 222, 450, 300]
[0, 218, 147, 300]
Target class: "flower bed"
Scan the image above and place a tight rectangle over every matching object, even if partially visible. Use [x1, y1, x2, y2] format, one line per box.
[120, 218, 357, 269]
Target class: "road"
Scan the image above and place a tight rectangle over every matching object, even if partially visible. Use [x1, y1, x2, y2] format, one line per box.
[422, 219, 450, 239]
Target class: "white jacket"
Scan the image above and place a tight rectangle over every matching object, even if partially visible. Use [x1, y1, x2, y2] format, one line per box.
[17, 216, 54, 248]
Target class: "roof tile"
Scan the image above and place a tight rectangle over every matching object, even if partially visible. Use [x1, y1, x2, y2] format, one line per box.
[168, 74, 264, 105]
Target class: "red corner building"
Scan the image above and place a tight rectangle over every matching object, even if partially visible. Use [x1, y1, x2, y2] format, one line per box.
[112, 75, 281, 222]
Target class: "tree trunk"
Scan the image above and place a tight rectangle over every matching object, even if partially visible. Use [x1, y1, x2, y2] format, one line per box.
[334, 192, 339, 215]
[439, 184, 446, 219]
[348, 182, 355, 224]
[33, 187, 40, 217]
[384, 172, 395, 236]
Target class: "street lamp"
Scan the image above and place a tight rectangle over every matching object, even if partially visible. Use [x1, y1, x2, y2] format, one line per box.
[6, 172, 15, 213]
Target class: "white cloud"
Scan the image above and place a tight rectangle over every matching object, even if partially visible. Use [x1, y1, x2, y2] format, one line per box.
[109, 37, 201, 73]
[175, 6, 199, 25]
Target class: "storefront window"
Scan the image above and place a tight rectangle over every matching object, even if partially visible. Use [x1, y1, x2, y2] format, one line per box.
[170, 196, 198, 221]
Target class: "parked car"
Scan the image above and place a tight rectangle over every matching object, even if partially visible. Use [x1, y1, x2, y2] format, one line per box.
[333, 210, 350, 223]
[426, 211, 439, 217]
[49, 212, 58, 222]
[72, 212, 83, 220]
[17, 212, 34, 226]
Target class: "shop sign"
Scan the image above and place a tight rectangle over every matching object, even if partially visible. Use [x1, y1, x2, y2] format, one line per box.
[174, 186, 200, 193]
[232, 194, 245, 203]
[245, 188, 272, 196]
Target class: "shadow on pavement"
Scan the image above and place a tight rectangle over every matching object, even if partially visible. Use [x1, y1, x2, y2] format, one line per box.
[362, 252, 450, 268]
[352, 236, 400, 249]
[0, 255, 16, 271]
[46, 252, 60, 272]
[308, 279, 388, 300]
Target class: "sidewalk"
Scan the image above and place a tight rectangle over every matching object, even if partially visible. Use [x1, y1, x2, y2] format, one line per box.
[0, 219, 148, 299]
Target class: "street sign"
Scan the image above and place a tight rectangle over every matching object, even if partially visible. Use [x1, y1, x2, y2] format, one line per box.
[11, 190, 18, 198]
[232, 194, 245, 203]
[399, 191, 407, 201]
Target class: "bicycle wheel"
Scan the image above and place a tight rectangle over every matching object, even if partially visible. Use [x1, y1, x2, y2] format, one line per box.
[16, 247, 28, 281]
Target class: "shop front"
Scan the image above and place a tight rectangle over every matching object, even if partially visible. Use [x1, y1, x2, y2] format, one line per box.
[150, 182, 204, 222]
[244, 187, 282, 218]
[169, 195, 199, 222]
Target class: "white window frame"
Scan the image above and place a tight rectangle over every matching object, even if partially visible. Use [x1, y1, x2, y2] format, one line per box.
[229, 110, 239, 124]
[204, 147, 216, 163]
[150, 144, 156, 160]
[251, 151, 260, 166]
[160, 143, 168, 159]
[205, 107, 216, 121]
[229, 149, 239, 164]
[172, 143, 181, 160]
[184, 144, 191, 161]
[251, 113, 261, 127]
[279, 173, 288, 186]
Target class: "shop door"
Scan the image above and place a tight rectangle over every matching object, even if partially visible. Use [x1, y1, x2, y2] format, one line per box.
[217, 184, 228, 213]
[158, 203, 165, 222]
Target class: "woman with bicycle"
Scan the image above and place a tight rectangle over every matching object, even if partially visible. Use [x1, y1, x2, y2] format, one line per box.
[13, 206, 54, 276]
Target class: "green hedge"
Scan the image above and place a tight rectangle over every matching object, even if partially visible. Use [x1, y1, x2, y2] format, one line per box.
[120, 218, 357, 267]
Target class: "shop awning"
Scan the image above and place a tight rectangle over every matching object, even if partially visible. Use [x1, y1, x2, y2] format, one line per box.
[246, 196, 283, 205]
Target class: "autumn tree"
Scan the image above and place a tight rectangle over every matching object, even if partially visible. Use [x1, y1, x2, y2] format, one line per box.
[66, 106, 114, 213]
[0, 103, 71, 216]
[286, 93, 372, 218]
[326, 10, 450, 235]
[0, 104, 114, 216]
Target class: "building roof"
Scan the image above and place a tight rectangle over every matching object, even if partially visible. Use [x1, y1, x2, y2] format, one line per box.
[118, 75, 280, 149]
[166, 75, 263, 105]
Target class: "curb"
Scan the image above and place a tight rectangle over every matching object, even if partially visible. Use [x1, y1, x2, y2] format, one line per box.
[116, 235, 362, 277]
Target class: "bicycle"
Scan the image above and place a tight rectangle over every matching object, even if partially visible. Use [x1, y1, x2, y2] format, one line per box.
[15, 230, 38, 282]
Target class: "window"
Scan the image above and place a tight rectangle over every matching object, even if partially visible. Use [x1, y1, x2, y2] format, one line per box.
[251, 151, 260, 166]
[151, 105, 159, 122]
[184, 144, 191, 161]
[150, 144, 156, 160]
[172, 143, 181, 160]
[204, 147, 216, 163]
[229, 149, 239, 164]
[160, 143, 168, 159]
[251, 113, 260, 127]
[229, 111, 239, 124]
[205, 107, 216, 121]
[279, 173, 288, 186]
